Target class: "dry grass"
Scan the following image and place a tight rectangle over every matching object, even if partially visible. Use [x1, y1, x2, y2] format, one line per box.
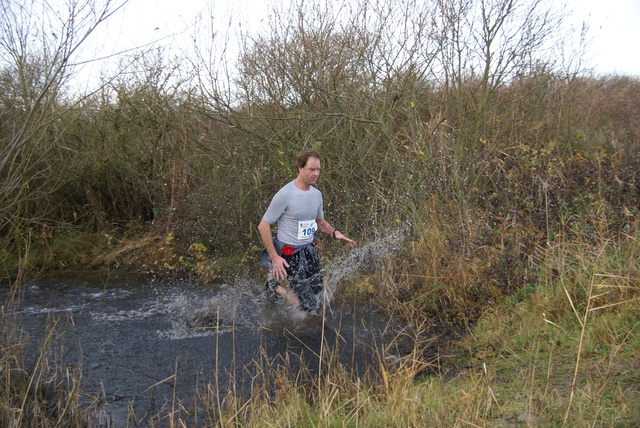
[0, 304, 98, 427]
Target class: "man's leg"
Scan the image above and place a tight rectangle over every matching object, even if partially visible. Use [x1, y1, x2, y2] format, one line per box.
[276, 252, 302, 308]
[289, 250, 323, 314]
[275, 285, 300, 307]
[275, 249, 323, 315]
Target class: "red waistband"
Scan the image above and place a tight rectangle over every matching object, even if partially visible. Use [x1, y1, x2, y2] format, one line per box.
[281, 245, 295, 255]
[281, 239, 316, 256]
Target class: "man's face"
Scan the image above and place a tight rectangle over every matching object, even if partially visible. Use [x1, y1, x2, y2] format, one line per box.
[298, 156, 320, 186]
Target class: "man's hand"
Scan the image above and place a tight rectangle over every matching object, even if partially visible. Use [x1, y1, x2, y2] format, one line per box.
[335, 231, 356, 247]
[271, 255, 290, 280]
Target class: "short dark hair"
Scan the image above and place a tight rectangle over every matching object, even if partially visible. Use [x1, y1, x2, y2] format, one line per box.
[295, 148, 321, 170]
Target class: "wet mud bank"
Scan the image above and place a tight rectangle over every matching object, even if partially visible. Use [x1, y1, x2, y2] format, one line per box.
[2, 271, 449, 426]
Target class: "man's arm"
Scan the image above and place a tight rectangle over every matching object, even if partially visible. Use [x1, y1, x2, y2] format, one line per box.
[316, 218, 356, 247]
[258, 219, 289, 280]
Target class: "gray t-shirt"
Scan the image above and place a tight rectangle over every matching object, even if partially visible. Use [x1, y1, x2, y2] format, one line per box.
[262, 181, 324, 246]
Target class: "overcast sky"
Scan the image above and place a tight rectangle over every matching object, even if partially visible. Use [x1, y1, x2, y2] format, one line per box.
[569, 0, 640, 76]
[86, 0, 640, 84]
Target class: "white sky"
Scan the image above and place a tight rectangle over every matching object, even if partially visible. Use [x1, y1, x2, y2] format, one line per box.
[80, 0, 640, 88]
[567, 0, 640, 76]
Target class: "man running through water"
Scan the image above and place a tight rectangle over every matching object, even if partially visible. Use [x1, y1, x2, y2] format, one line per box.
[258, 149, 356, 316]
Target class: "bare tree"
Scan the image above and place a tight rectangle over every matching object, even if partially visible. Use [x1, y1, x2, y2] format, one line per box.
[190, 0, 444, 226]
[432, 0, 566, 207]
[0, 0, 127, 273]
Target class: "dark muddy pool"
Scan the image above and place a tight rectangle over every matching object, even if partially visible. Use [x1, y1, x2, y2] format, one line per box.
[2, 268, 438, 427]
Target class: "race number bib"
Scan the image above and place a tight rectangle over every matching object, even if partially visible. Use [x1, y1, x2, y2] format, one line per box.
[297, 220, 317, 240]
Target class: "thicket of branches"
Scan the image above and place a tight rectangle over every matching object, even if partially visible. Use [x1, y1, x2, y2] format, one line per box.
[1, 0, 639, 318]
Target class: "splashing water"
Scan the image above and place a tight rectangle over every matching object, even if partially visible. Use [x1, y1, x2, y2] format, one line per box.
[165, 228, 408, 334]
[322, 227, 406, 302]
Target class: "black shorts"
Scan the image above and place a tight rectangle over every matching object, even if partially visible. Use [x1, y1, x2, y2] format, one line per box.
[283, 247, 324, 314]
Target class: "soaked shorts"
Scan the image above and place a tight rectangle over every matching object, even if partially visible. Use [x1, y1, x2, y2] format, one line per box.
[282, 247, 324, 314]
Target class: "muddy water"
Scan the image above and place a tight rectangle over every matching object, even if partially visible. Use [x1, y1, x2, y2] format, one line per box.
[2, 233, 439, 426]
[5, 273, 421, 425]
